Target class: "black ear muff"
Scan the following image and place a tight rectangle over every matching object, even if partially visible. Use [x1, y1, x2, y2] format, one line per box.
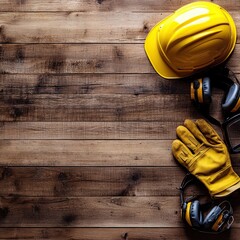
[189, 200, 203, 228]
[191, 77, 211, 105]
[202, 206, 222, 230]
[222, 83, 240, 113]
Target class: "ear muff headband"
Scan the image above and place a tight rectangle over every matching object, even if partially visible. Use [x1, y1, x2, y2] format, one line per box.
[212, 213, 224, 231]
[231, 96, 240, 112]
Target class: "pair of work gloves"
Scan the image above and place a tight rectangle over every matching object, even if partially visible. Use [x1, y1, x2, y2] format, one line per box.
[172, 119, 240, 198]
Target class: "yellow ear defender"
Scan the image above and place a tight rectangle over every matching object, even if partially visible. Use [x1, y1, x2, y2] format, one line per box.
[191, 70, 240, 113]
[180, 174, 234, 233]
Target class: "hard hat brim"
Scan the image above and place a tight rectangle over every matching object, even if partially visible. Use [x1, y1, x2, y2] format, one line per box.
[144, 18, 185, 79]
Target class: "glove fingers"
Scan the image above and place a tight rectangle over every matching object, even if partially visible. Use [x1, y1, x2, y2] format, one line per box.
[184, 119, 208, 144]
[176, 125, 201, 152]
[196, 119, 223, 145]
[172, 139, 193, 166]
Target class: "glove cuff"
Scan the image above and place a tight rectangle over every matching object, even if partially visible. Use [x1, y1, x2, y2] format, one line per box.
[215, 181, 240, 197]
[209, 167, 240, 197]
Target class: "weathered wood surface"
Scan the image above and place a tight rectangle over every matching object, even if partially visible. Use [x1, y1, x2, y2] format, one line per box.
[0, 228, 240, 240]
[0, 94, 203, 121]
[0, 0, 240, 239]
[0, 0, 239, 12]
[0, 12, 240, 43]
[1, 166, 240, 197]
[0, 195, 239, 227]
[0, 140, 239, 166]
[0, 44, 240, 74]
[0, 73, 190, 94]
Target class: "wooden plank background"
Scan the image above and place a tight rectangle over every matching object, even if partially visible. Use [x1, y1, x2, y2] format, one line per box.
[0, 0, 240, 239]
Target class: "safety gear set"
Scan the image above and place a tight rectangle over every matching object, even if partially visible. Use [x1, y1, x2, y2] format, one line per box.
[172, 119, 240, 198]
[144, 1, 237, 79]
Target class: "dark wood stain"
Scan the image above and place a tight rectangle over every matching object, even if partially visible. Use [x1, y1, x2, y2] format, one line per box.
[131, 171, 141, 182]
[58, 172, 68, 182]
[32, 204, 40, 216]
[110, 197, 123, 206]
[81, 83, 93, 94]
[15, 0, 27, 5]
[119, 184, 134, 196]
[14, 179, 21, 191]
[0, 167, 13, 180]
[9, 107, 26, 120]
[0, 208, 9, 219]
[95, 60, 104, 69]
[4, 95, 32, 105]
[116, 107, 124, 119]
[62, 214, 77, 225]
[34, 74, 50, 94]
[15, 47, 25, 63]
[48, 55, 65, 72]
[114, 46, 124, 60]
[2, 92, 32, 119]
[0, 46, 4, 60]
[142, 22, 150, 33]
[0, 25, 13, 43]
[96, 0, 104, 4]
[121, 232, 129, 240]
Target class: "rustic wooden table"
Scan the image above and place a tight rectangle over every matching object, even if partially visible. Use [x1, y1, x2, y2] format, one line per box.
[0, 0, 240, 239]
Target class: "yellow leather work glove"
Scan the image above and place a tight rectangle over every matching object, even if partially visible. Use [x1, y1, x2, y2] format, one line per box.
[172, 119, 240, 198]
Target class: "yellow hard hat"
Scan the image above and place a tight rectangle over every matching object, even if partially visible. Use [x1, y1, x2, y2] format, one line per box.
[144, 1, 237, 79]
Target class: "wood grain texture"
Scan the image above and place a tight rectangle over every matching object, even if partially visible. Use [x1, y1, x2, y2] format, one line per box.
[0, 140, 239, 167]
[1, 44, 240, 74]
[0, 195, 239, 227]
[0, 0, 239, 12]
[0, 12, 239, 43]
[1, 166, 240, 197]
[1, 0, 240, 238]
[0, 94, 204, 121]
[0, 196, 181, 227]
[0, 140, 175, 166]
[0, 73, 190, 95]
[0, 121, 183, 140]
[0, 227, 239, 240]
[0, 166, 194, 197]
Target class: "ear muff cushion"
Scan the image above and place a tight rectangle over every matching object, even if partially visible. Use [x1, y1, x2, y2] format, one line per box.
[202, 77, 212, 104]
[189, 200, 203, 228]
[222, 83, 240, 112]
[202, 206, 222, 230]
[191, 78, 211, 104]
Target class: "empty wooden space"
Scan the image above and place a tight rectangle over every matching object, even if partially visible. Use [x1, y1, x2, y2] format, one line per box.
[0, 0, 240, 239]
